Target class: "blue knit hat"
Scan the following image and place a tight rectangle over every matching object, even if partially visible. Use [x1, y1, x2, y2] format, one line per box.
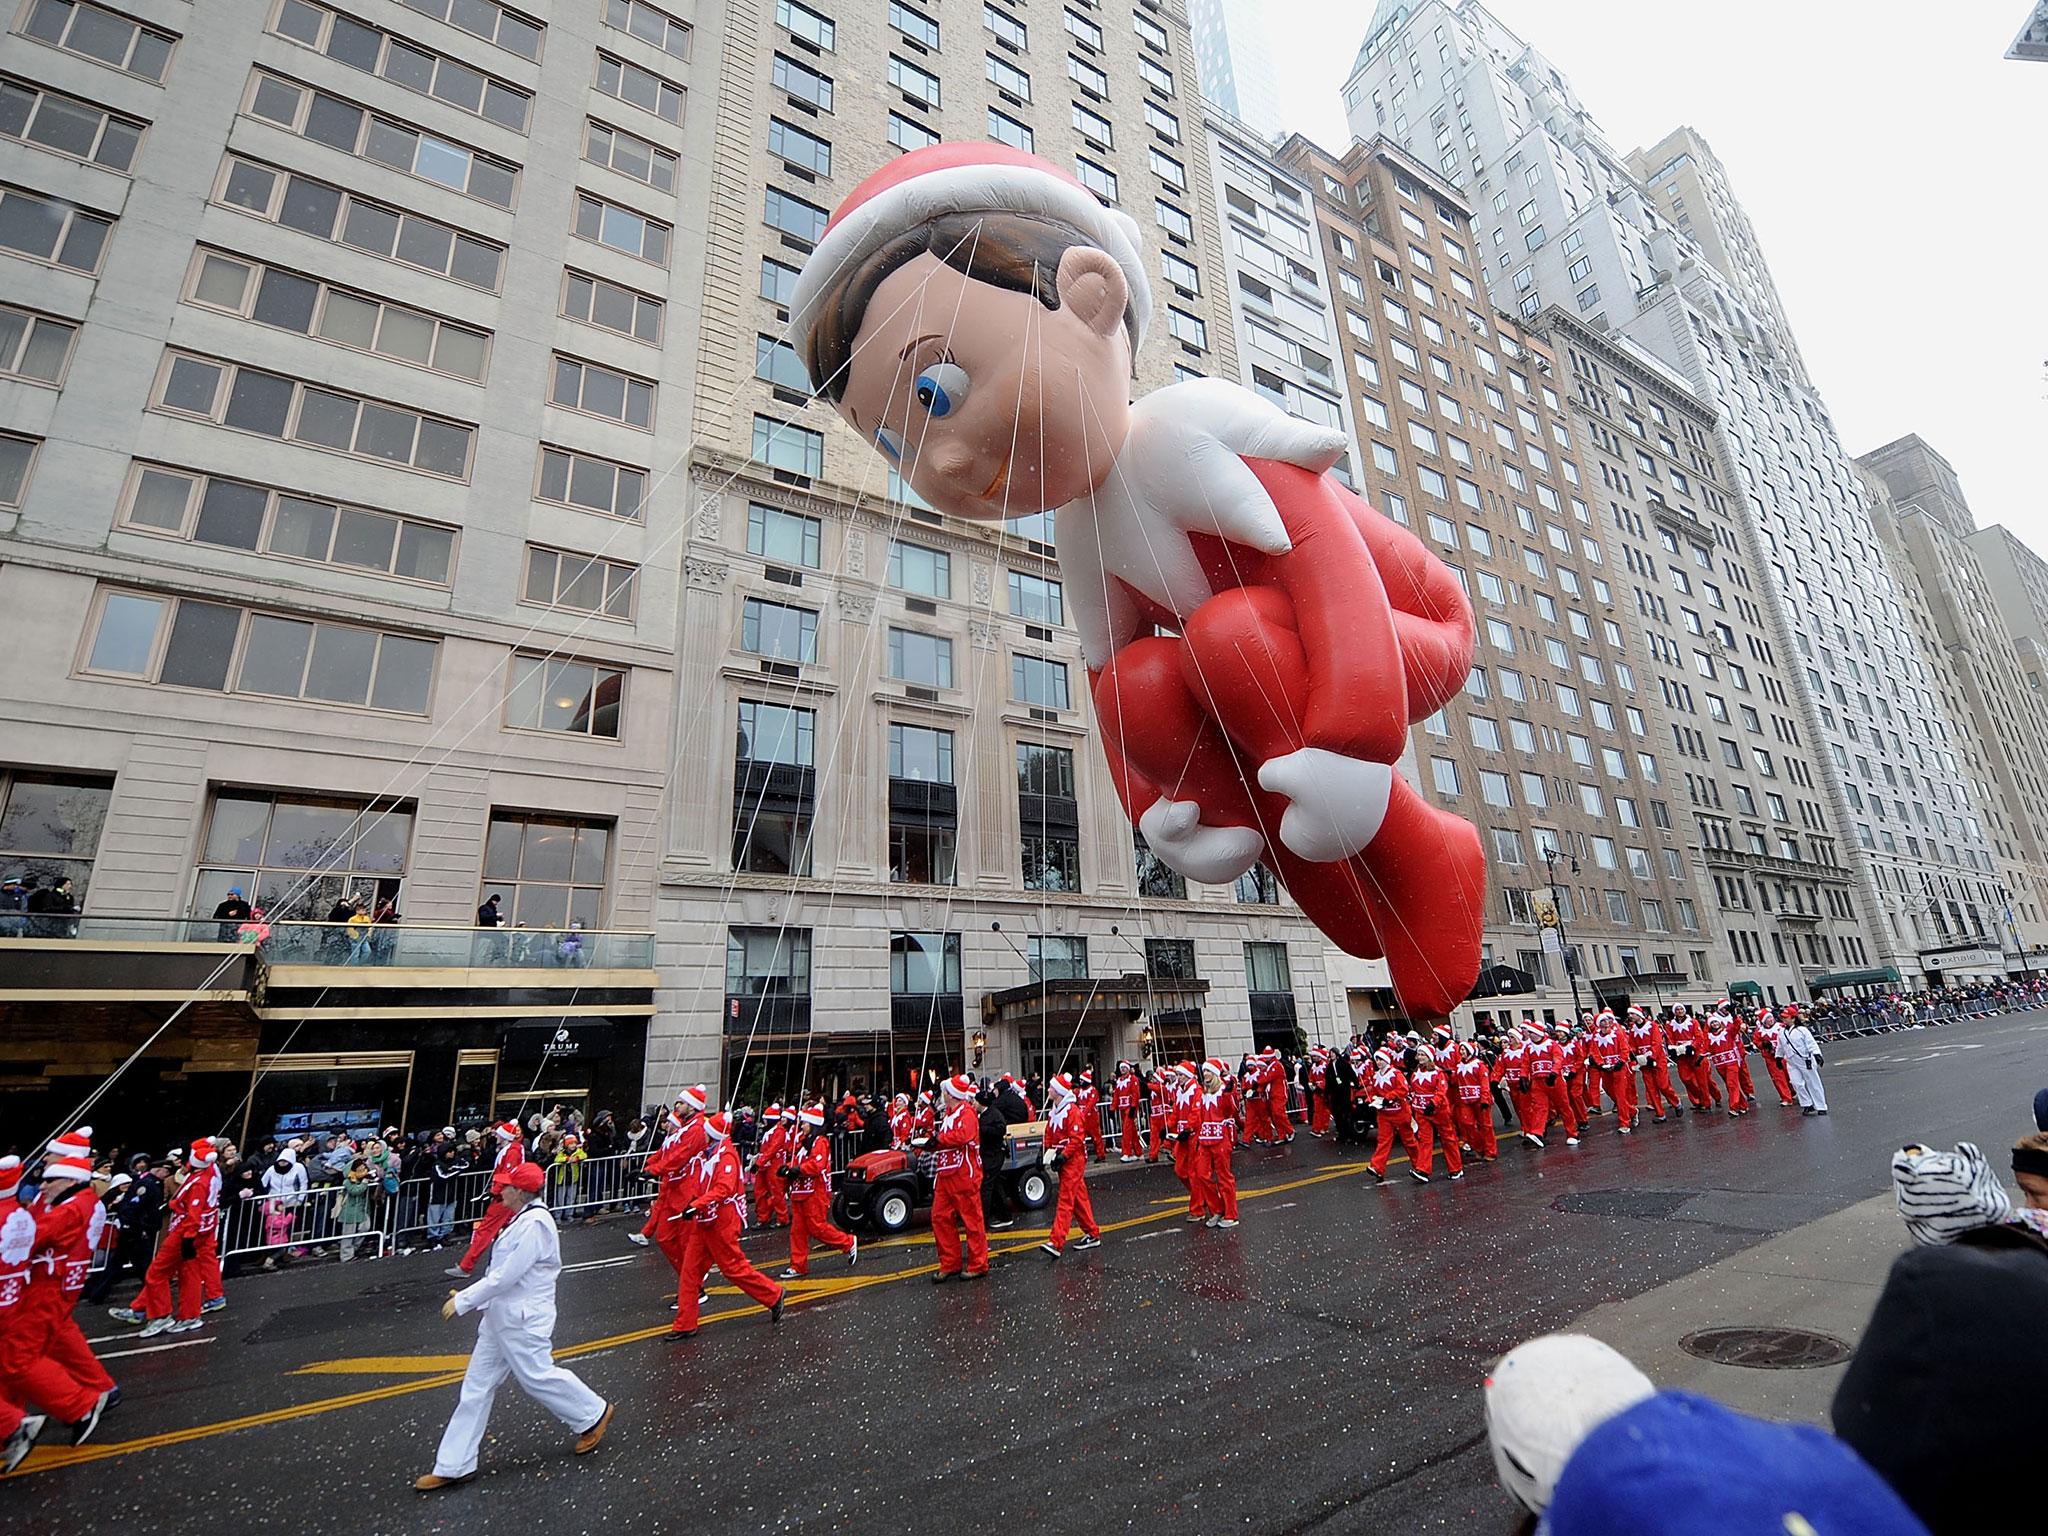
[2033, 1085, 2048, 1134]
[1542, 1392, 1929, 1535]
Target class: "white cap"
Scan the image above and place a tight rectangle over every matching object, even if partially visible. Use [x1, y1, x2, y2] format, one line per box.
[1484, 1334, 1655, 1514]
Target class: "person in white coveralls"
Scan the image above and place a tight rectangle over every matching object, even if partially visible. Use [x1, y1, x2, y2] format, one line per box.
[416, 1159, 613, 1490]
[1781, 1011, 1829, 1116]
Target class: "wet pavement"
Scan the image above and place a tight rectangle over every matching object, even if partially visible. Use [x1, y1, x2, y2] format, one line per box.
[10, 1010, 2045, 1533]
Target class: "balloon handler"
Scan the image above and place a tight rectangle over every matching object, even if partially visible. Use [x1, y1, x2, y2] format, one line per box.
[793, 144, 1485, 1016]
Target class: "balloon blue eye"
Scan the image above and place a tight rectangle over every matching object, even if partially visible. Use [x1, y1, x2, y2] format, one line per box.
[913, 362, 970, 418]
[874, 427, 903, 462]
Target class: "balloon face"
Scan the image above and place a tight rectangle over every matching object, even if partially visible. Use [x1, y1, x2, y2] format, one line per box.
[826, 246, 1133, 523]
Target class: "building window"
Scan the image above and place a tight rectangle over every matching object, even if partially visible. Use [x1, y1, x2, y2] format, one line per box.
[192, 788, 413, 920]
[1235, 863, 1281, 904]
[0, 432, 38, 506]
[1156, 199, 1192, 240]
[1134, 831, 1185, 899]
[890, 54, 941, 105]
[394, 0, 541, 60]
[1245, 940, 1291, 993]
[584, 118, 678, 193]
[1146, 101, 1181, 141]
[890, 110, 939, 151]
[550, 354, 654, 429]
[576, 191, 671, 264]
[890, 723, 953, 782]
[481, 811, 610, 928]
[1167, 308, 1206, 348]
[887, 627, 953, 687]
[891, 931, 961, 994]
[1022, 832, 1080, 892]
[526, 547, 638, 619]
[986, 107, 1032, 151]
[244, 71, 517, 207]
[0, 771, 111, 908]
[1007, 570, 1063, 625]
[594, 50, 684, 122]
[1011, 654, 1070, 708]
[753, 414, 823, 477]
[1067, 55, 1108, 95]
[215, 155, 504, 290]
[20, 0, 175, 80]
[733, 794, 811, 875]
[272, 1, 531, 131]
[776, 0, 834, 49]
[186, 250, 490, 381]
[1027, 934, 1087, 984]
[887, 541, 950, 597]
[1075, 156, 1117, 201]
[1062, 8, 1102, 48]
[1148, 149, 1185, 188]
[754, 333, 811, 392]
[737, 699, 814, 767]
[563, 269, 663, 345]
[768, 116, 831, 176]
[763, 186, 829, 243]
[0, 304, 75, 385]
[747, 503, 820, 567]
[0, 75, 145, 172]
[728, 926, 811, 997]
[1138, 56, 1174, 94]
[506, 654, 623, 738]
[1070, 102, 1112, 146]
[85, 588, 438, 713]
[889, 1, 939, 47]
[605, 0, 691, 58]
[760, 256, 801, 306]
[537, 446, 646, 520]
[120, 464, 455, 584]
[985, 3, 1028, 47]
[0, 183, 113, 273]
[772, 51, 833, 110]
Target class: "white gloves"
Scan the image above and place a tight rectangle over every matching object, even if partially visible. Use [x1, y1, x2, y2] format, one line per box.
[1138, 797, 1265, 884]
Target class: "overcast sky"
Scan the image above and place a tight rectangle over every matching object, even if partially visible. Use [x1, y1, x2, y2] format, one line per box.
[1267, 1, 2048, 548]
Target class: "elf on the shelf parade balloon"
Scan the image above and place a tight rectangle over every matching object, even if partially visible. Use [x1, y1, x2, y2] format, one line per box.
[792, 144, 1485, 1016]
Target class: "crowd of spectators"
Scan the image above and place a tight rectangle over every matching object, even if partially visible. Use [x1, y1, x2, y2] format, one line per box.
[1805, 978, 2046, 1038]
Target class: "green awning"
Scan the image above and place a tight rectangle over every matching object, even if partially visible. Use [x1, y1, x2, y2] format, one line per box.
[1728, 981, 1763, 998]
[1809, 966, 1902, 992]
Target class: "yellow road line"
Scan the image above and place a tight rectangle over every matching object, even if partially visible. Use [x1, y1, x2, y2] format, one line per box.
[291, 1355, 478, 1376]
[9, 1155, 1386, 1479]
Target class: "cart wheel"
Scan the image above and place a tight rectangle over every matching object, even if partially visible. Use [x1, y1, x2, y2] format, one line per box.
[874, 1187, 915, 1234]
[832, 1193, 862, 1229]
[1011, 1167, 1051, 1210]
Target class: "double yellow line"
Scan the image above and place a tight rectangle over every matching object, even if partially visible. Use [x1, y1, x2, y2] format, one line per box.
[11, 1154, 1383, 1479]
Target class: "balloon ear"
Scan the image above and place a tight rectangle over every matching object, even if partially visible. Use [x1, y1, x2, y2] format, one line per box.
[1055, 246, 1129, 340]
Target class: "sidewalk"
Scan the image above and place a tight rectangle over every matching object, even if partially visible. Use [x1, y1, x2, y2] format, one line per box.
[1567, 1191, 1903, 1425]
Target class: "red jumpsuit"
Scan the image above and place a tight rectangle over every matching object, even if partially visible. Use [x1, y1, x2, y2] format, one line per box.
[1493, 1038, 1532, 1131]
[1171, 1078, 1207, 1217]
[1407, 1064, 1461, 1177]
[1452, 1056, 1498, 1159]
[1631, 1017, 1679, 1119]
[1265, 1056, 1294, 1141]
[784, 1131, 855, 1275]
[31, 1187, 114, 1401]
[1753, 1020, 1796, 1106]
[673, 1140, 782, 1334]
[1367, 1066, 1419, 1175]
[1195, 1087, 1239, 1220]
[752, 1119, 790, 1225]
[1524, 1040, 1580, 1142]
[1240, 1066, 1271, 1144]
[929, 1100, 988, 1277]
[1668, 1016, 1718, 1108]
[139, 1161, 218, 1322]
[0, 1192, 98, 1422]
[1078, 1083, 1107, 1160]
[1706, 1023, 1750, 1112]
[889, 1106, 914, 1149]
[1045, 1099, 1100, 1249]
[1587, 1023, 1637, 1128]
[1561, 1037, 1591, 1124]
[457, 1138, 527, 1274]
[1308, 1056, 1333, 1135]
[1114, 1072, 1144, 1158]
[1146, 1074, 1172, 1162]
[644, 1120, 706, 1277]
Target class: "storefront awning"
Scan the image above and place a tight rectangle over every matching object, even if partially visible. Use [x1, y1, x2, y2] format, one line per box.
[1809, 966, 1902, 992]
[981, 975, 1208, 1030]
[1728, 981, 1763, 999]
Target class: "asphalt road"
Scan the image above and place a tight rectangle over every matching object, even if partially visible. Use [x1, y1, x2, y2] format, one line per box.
[10, 1011, 2045, 1533]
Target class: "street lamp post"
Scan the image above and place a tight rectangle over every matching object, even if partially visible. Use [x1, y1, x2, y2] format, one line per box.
[1542, 845, 1587, 1024]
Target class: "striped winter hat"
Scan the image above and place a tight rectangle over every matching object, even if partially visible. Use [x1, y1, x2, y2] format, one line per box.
[1891, 1141, 2012, 1245]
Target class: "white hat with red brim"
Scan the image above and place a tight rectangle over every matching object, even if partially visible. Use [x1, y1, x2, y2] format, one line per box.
[45, 1129, 95, 1183]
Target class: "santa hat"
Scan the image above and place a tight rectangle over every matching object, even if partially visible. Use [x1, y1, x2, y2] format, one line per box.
[1431, 1024, 1453, 1041]
[1372, 1049, 1393, 1068]
[1080, 1069, 1095, 1085]
[766, 1102, 783, 1117]
[942, 1072, 978, 1101]
[45, 1129, 95, 1183]
[799, 1105, 826, 1127]
[186, 1136, 216, 1167]
[789, 142, 1153, 372]
[677, 1085, 707, 1114]
[1202, 1057, 1228, 1080]
[0, 1155, 21, 1198]
[781, 1105, 800, 1121]
[704, 1113, 730, 1142]
[1260, 1045, 1279, 1058]
[493, 1120, 520, 1142]
[1050, 1073, 1074, 1099]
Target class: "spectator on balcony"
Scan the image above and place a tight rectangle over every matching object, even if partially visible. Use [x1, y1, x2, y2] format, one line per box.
[0, 874, 26, 938]
[212, 887, 251, 942]
[477, 894, 504, 928]
[371, 897, 400, 963]
[235, 907, 271, 947]
[554, 920, 587, 968]
[346, 902, 374, 965]
[25, 874, 78, 938]
[321, 897, 355, 962]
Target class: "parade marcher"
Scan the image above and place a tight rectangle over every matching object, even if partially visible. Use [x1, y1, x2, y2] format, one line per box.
[1523, 1023, 1581, 1149]
[888, 1094, 914, 1150]
[1751, 1009, 1798, 1108]
[1113, 1061, 1145, 1161]
[1452, 1041, 1499, 1162]
[1170, 1062, 1208, 1221]
[1263, 1047, 1295, 1144]
[910, 1091, 936, 1143]
[1559, 1022, 1592, 1126]
[120, 1136, 219, 1336]
[1238, 1055, 1271, 1145]
[418, 1162, 612, 1490]
[1367, 1048, 1424, 1182]
[1587, 1010, 1637, 1133]
[1077, 1070, 1108, 1161]
[751, 1103, 790, 1227]
[778, 1105, 857, 1279]
[1667, 1005, 1718, 1110]
[1628, 1006, 1680, 1123]
[977, 1086, 1015, 1231]
[28, 1136, 117, 1417]
[1146, 1063, 1174, 1163]
[1195, 1059, 1241, 1226]
[1781, 1009, 1828, 1116]
[1307, 1048, 1334, 1137]
[2, 1144, 109, 1445]
[1038, 1075, 1103, 1258]
[674, 1115, 784, 1337]
[1494, 1023, 1533, 1133]
[926, 1073, 989, 1281]
[449, 1120, 527, 1277]
[1407, 1047, 1464, 1180]
[640, 1103, 707, 1301]
[1705, 1009, 1751, 1116]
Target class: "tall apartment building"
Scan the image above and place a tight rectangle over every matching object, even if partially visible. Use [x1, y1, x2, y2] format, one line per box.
[2010, 3, 2048, 61]
[1858, 436, 2048, 961]
[1343, 0, 2009, 988]
[0, 0, 719, 1139]
[1970, 522, 2048, 696]
[1269, 132, 1724, 1030]
[660, 0, 1338, 1104]
[1185, 0, 1283, 141]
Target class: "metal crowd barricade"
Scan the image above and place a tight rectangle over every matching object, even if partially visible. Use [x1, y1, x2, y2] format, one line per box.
[217, 1182, 392, 1264]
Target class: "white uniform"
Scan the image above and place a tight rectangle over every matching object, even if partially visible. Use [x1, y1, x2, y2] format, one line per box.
[432, 1199, 605, 1479]
[1782, 1023, 1828, 1112]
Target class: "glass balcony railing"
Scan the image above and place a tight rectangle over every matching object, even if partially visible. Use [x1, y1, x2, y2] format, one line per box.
[20, 917, 655, 970]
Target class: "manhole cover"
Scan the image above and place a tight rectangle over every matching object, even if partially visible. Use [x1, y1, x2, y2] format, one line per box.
[1679, 1327, 1852, 1370]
